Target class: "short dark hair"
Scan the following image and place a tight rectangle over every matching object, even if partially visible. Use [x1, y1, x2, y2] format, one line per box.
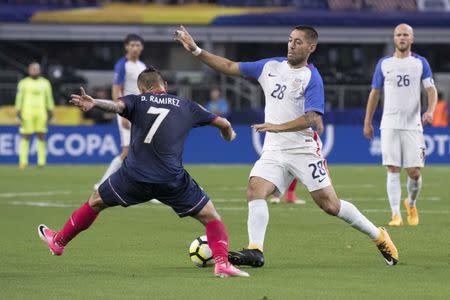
[293, 25, 318, 44]
[124, 33, 144, 45]
[137, 66, 164, 90]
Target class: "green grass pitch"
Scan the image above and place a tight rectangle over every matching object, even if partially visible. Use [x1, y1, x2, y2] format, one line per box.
[0, 165, 449, 299]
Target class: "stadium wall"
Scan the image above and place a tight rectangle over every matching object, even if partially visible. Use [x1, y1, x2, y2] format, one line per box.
[0, 125, 449, 164]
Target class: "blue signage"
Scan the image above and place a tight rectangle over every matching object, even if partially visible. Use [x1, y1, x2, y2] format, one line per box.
[0, 125, 449, 164]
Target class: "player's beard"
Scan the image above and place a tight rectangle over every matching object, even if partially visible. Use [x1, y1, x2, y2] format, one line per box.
[395, 43, 410, 53]
[287, 54, 306, 67]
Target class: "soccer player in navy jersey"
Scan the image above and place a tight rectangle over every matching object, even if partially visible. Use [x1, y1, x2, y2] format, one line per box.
[37, 67, 249, 278]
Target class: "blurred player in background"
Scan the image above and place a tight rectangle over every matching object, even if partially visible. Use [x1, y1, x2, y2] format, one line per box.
[175, 25, 399, 267]
[94, 34, 146, 189]
[364, 24, 437, 227]
[432, 91, 448, 127]
[205, 87, 229, 117]
[15, 62, 54, 169]
[38, 68, 249, 278]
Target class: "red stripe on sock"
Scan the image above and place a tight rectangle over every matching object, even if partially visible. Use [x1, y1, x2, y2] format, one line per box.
[205, 219, 229, 263]
[55, 202, 98, 246]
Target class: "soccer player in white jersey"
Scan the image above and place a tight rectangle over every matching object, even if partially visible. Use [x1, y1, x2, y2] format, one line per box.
[94, 34, 147, 189]
[175, 25, 399, 267]
[364, 24, 437, 227]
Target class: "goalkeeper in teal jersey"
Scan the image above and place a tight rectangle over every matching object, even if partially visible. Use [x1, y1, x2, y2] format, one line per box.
[15, 62, 54, 168]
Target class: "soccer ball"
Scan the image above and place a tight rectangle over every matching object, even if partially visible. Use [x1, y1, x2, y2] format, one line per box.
[189, 235, 214, 267]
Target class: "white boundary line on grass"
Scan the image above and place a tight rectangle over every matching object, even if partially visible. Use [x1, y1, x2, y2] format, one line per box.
[0, 191, 72, 198]
[361, 208, 449, 214]
[7, 201, 76, 207]
[5, 200, 449, 214]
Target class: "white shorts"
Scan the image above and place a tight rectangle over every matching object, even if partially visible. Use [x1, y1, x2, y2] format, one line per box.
[117, 114, 130, 147]
[380, 129, 425, 168]
[249, 148, 331, 193]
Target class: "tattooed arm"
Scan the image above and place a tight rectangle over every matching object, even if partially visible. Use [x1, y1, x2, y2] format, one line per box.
[304, 111, 324, 133]
[90, 99, 125, 113]
[252, 111, 324, 134]
[70, 87, 125, 114]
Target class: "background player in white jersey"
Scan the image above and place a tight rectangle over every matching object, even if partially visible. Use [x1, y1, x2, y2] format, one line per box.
[175, 25, 399, 267]
[94, 34, 147, 189]
[364, 24, 437, 227]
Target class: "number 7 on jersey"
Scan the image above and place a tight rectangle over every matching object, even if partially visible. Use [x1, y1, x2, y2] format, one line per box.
[144, 106, 170, 144]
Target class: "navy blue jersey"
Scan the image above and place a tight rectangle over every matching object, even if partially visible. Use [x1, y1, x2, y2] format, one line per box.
[119, 93, 217, 183]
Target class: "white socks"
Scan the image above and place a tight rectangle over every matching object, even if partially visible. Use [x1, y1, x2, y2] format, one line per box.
[407, 176, 422, 207]
[247, 199, 269, 251]
[387, 172, 401, 216]
[337, 200, 380, 240]
[247, 198, 381, 247]
[96, 156, 123, 187]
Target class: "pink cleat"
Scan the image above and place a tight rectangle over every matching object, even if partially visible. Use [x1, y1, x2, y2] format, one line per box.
[37, 224, 64, 256]
[214, 260, 250, 278]
[285, 192, 306, 204]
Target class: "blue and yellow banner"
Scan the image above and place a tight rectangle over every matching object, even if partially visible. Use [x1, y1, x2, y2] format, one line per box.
[31, 3, 287, 25]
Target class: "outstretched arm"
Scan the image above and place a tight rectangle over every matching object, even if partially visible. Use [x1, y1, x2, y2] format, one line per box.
[363, 88, 381, 140]
[70, 87, 125, 114]
[252, 111, 324, 134]
[210, 116, 237, 141]
[174, 25, 241, 77]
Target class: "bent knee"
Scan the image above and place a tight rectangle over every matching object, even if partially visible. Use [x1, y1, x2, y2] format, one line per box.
[195, 201, 221, 224]
[88, 191, 108, 212]
[408, 169, 421, 180]
[246, 178, 274, 201]
[246, 186, 259, 201]
[387, 166, 401, 173]
[319, 199, 340, 216]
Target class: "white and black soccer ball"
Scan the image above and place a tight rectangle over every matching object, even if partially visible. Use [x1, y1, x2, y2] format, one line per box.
[189, 235, 215, 267]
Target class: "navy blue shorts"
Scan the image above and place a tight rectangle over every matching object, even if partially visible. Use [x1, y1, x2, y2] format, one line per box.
[98, 168, 210, 218]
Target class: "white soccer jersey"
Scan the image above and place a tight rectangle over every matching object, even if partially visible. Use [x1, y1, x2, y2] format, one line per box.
[239, 57, 325, 151]
[113, 56, 147, 96]
[372, 53, 435, 131]
[113, 56, 146, 146]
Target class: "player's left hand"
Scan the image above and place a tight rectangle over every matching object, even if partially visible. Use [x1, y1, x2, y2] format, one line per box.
[70, 87, 95, 112]
[252, 123, 282, 133]
[422, 111, 433, 125]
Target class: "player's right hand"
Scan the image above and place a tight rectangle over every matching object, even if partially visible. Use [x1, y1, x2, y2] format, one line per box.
[422, 111, 433, 125]
[70, 87, 95, 112]
[363, 123, 374, 140]
[173, 25, 198, 52]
